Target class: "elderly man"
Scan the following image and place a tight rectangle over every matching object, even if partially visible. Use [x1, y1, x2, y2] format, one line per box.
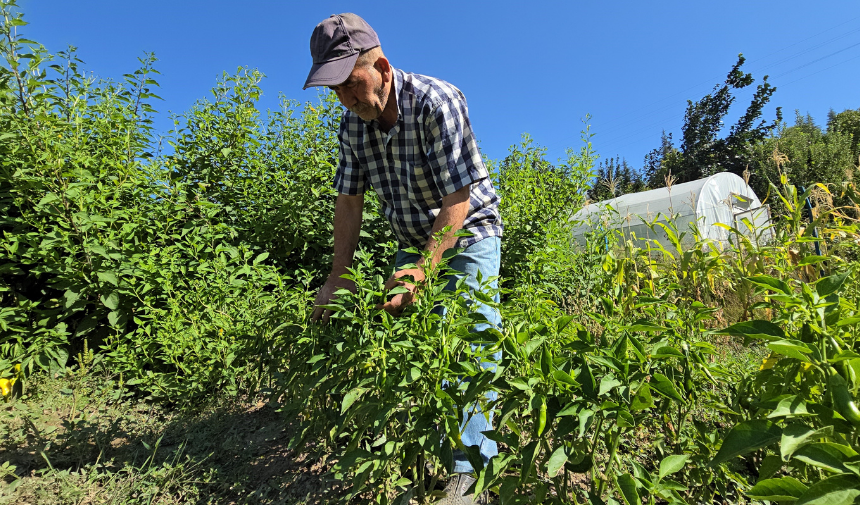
[305, 13, 503, 504]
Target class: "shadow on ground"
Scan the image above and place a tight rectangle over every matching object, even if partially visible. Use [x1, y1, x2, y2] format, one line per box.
[1, 388, 345, 505]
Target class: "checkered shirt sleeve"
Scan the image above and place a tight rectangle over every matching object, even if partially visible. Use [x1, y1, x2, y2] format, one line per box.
[425, 98, 487, 197]
[333, 117, 365, 195]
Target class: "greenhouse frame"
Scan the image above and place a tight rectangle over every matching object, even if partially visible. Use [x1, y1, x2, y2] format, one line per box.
[571, 172, 773, 250]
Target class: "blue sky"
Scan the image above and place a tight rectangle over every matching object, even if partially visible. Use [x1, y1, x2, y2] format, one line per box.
[17, 0, 860, 169]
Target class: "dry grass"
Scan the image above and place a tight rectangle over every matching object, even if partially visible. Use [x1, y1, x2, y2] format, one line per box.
[0, 369, 339, 505]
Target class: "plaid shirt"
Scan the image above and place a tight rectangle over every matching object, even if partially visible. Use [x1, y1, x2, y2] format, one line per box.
[334, 68, 503, 250]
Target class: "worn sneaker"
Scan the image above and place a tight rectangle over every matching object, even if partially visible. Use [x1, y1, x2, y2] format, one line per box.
[434, 474, 488, 505]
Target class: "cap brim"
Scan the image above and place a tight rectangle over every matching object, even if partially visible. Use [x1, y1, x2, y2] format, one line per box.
[303, 52, 359, 90]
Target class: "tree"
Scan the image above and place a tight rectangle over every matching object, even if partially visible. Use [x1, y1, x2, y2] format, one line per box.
[828, 107, 860, 164]
[644, 54, 782, 186]
[589, 156, 644, 201]
[750, 110, 855, 198]
[643, 131, 681, 188]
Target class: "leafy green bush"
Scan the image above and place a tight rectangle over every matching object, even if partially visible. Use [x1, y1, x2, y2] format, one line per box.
[0, 2, 393, 402]
[493, 128, 595, 293]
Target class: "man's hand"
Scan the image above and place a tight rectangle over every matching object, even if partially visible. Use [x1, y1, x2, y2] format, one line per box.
[311, 275, 356, 324]
[378, 268, 425, 316]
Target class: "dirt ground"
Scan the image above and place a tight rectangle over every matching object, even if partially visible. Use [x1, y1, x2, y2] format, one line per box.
[0, 372, 344, 504]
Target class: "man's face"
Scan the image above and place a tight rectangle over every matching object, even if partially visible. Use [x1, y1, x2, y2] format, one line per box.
[329, 64, 386, 121]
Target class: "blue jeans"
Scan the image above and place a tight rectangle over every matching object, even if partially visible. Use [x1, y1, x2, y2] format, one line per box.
[395, 236, 502, 474]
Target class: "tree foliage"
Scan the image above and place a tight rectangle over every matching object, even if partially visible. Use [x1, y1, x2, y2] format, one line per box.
[588, 155, 645, 202]
[644, 54, 781, 187]
[749, 110, 857, 200]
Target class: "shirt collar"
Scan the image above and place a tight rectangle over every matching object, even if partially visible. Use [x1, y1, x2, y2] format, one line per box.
[392, 67, 403, 120]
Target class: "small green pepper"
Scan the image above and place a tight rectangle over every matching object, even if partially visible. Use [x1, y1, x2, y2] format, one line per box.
[535, 394, 547, 436]
[829, 368, 860, 427]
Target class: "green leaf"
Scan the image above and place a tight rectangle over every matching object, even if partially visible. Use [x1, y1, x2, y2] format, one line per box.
[578, 409, 594, 438]
[835, 317, 860, 328]
[657, 478, 687, 491]
[556, 315, 575, 333]
[768, 339, 813, 362]
[599, 376, 621, 396]
[781, 424, 834, 461]
[793, 443, 856, 475]
[474, 454, 511, 495]
[631, 384, 654, 411]
[100, 291, 119, 311]
[650, 373, 684, 403]
[37, 193, 59, 207]
[564, 453, 593, 473]
[89, 244, 110, 259]
[522, 337, 544, 357]
[552, 370, 578, 387]
[830, 351, 860, 362]
[768, 395, 813, 418]
[650, 345, 684, 359]
[520, 440, 538, 484]
[579, 359, 597, 399]
[658, 454, 689, 480]
[796, 474, 860, 505]
[747, 275, 793, 295]
[333, 448, 372, 472]
[616, 408, 635, 429]
[97, 271, 119, 287]
[711, 420, 782, 466]
[746, 476, 808, 501]
[616, 473, 640, 505]
[63, 289, 80, 309]
[508, 378, 531, 391]
[817, 271, 850, 298]
[759, 454, 784, 480]
[799, 255, 828, 266]
[711, 320, 785, 340]
[625, 320, 667, 332]
[546, 445, 568, 476]
[499, 477, 517, 505]
[253, 252, 269, 265]
[341, 388, 366, 414]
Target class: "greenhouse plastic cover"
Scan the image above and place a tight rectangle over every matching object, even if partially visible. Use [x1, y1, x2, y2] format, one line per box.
[571, 172, 772, 249]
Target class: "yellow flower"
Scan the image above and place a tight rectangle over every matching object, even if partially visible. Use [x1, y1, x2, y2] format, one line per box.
[0, 379, 11, 398]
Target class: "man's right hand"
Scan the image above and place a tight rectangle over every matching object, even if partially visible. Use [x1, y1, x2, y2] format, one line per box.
[311, 275, 356, 324]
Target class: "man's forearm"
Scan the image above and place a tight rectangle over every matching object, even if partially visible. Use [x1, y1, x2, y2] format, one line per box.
[331, 193, 364, 277]
[422, 184, 470, 268]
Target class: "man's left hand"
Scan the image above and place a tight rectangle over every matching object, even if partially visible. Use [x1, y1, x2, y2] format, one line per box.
[378, 268, 425, 315]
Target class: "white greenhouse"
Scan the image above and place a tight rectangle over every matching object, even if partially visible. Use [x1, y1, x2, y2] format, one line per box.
[571, 172, 773, 250]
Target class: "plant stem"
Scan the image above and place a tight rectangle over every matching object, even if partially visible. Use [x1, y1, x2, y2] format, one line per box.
[598, 428, 622, 497]
[589, 416, 605, 495]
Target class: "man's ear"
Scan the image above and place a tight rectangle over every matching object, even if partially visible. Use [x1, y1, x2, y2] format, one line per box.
[375, 56, 392, 83]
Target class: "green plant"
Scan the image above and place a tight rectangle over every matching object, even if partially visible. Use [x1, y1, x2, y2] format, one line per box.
[708, 179, 860, 503]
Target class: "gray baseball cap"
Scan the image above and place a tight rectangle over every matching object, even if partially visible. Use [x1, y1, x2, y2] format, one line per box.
[303, 13, 380, 90]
